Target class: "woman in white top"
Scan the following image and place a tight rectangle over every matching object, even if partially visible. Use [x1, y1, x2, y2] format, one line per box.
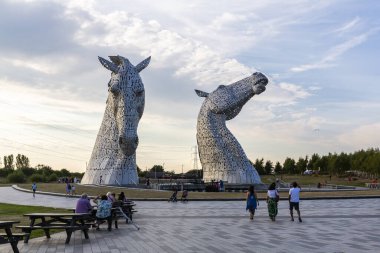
[266, 182, 279, 221]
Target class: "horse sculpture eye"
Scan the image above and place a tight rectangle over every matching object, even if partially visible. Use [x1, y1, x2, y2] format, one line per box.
[109, 84, 120, 94]
[135, 90, 144, 97]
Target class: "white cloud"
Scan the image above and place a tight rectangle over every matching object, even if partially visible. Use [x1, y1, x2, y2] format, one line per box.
[333, 16, 360, 35]
[291, 28, 379, 72]
[338, 123, 380, 149]
[209, 12, 247, 30]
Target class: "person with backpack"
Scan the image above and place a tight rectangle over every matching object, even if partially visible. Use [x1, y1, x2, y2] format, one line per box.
[246, 185, 259, 220]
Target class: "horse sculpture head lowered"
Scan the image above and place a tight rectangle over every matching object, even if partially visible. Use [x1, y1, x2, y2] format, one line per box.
[81, 55, 151, 185]
[195, 72, 268, 184]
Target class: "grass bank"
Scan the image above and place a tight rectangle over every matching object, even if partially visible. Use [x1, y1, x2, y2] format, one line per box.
[0, 203, 69, 239]
[15, 183, 380, 200]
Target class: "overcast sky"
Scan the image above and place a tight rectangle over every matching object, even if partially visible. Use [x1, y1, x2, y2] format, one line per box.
[0, 0, 379, 173]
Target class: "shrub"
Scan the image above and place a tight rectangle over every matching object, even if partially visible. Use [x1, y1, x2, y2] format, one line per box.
[47, 173, 58, 182]
[7, 171, 26, 183]
[29, 174, 46, 183]
[0, 168, 14, 177]
[20, 167, 36, 177]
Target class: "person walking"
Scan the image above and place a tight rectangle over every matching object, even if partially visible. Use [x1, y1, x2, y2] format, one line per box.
[267, 182, 279, 221]
[289, 181, 302, 222]
[65, 183, 71, 197]
[32, 182, 37, 198]
[246, 185, 259, 220]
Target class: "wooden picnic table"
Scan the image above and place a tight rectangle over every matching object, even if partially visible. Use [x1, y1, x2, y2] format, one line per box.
[0, 221, 22, 253]
[17, 213, 90, 244]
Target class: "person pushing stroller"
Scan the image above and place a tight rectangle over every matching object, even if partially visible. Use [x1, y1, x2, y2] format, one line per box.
[168, 189, 178, 202]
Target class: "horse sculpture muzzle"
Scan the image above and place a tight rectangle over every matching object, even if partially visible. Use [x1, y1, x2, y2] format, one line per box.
[119, 134, 139, 156]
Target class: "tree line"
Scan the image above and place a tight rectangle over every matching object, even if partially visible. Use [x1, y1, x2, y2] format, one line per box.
[252, 148, 380, 178]
[2, 148, 379, 183]
[0, 154, 84, 183]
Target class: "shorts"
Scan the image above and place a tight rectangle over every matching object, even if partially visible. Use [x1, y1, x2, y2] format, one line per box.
[289, 202, 299, 211]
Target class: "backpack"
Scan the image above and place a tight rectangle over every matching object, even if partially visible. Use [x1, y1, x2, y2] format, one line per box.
[246, 194, 257, 209]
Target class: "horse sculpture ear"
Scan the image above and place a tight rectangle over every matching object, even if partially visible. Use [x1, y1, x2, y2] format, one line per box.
[98, 56, 118, 73]
[135, 56, 151, 73]
[195, 89, 209, 97]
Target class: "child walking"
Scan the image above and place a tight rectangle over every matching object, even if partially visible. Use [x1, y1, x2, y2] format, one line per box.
[246, 185, 259, 220]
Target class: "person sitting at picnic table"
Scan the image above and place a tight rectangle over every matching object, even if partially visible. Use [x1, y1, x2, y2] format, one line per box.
[118, 192, 128, 203]
[94, 195, 112, 231]
[106, 192, 116, 203]
[75, 193, 93, 213]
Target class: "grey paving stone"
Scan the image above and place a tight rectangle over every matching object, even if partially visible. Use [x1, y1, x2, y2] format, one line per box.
[1, 187, 380, 252]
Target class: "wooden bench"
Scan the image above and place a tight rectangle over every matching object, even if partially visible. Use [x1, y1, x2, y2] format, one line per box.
[0, 221, 22, 253]
[20, 213, 91, 244]
[0, 233, 29, 241]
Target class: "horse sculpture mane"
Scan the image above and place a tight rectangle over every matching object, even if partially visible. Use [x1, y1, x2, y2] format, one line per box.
[81, 55, 151, 185]
[195, 72, 268, 184]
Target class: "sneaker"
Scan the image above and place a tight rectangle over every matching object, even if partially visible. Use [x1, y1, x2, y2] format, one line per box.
[291, 217, 294, 222]
[299, 217, 302, 222]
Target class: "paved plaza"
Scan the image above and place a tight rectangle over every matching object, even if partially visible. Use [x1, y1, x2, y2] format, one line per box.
[0, 187, 379, 253]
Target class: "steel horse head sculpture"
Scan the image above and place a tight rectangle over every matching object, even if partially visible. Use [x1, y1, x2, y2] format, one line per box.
[195, 72, 268, 184]
[81, 55, 151, 185]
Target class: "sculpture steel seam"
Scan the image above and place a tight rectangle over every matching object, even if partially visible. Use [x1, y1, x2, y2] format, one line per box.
[81, 55, 151, 185]
[195, 72, 268, 184]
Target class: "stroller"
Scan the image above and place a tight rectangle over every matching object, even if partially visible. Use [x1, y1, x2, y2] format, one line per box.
[168, 190, 178, 202]
[181, 190, 188, 202]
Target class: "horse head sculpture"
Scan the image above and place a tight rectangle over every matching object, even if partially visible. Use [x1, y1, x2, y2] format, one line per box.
[99, 55, 150, 156]
[81, 55, 150, 185]
[195, 72, 268, 184]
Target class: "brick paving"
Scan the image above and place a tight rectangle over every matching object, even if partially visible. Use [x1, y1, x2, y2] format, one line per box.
[0, 187, 379, 252]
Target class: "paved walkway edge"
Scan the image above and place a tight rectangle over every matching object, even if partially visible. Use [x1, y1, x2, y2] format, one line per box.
[11, 185, 380, 201]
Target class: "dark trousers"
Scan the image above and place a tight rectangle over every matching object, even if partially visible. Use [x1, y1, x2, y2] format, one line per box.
[96, 216, 112, 230]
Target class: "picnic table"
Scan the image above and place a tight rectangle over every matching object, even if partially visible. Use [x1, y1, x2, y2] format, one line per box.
[16, 213, 90, 244]
[0, 221, 25, 253]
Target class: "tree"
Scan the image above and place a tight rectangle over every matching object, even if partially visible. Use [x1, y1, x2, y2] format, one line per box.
[59, 168, 71, 177]
[253, 158, 265, 175]
[3, 155, 14, 170]
[295, 157, 307, 174]
[150, 165, 164, 173]
[308, 153, 321, 170]
[16, 154, 30, 169]
[283, 157, 296, 174]
[36, 164, 53, 177]
[264, 160, 273, 175]
[274, 162, 282, 175]
[318, 156, 329, 174]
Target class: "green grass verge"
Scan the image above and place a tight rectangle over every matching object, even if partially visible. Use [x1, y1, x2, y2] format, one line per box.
[261, 174, 370, 187]
[0, 203, 69, 239]
[14, 182, 380, 200]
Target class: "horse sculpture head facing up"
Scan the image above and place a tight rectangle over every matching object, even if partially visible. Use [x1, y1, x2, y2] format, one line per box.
[99, 55, 150, 156]
[195, 72, 268, 184]
[81, 55, 150, 185]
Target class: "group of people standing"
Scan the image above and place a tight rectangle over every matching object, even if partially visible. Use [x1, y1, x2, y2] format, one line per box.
[246, 181, 302, 222]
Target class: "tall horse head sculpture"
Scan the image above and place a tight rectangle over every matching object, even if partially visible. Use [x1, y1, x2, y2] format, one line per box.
[81, 55, 151, 185]
[195, 72, 268, 184]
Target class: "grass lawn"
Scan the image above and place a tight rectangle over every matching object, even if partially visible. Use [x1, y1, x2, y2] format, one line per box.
[261, 174, 370, 187]
[0, 203, 69, 239]
[15, 183, 380, 200]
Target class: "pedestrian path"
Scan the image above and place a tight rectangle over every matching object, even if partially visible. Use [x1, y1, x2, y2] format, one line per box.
[0, 187, 379, 252]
